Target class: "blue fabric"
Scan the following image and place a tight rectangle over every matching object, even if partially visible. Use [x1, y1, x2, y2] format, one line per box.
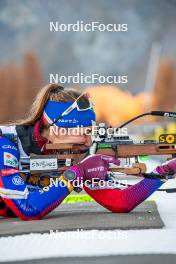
[43, 100, 96, 127]
[0, 136, 71, 220]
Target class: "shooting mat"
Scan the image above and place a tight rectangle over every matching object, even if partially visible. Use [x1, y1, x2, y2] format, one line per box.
[0, 201, 164, 237]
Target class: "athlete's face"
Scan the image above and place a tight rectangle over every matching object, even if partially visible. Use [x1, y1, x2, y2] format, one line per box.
[46, 126, 93, 150]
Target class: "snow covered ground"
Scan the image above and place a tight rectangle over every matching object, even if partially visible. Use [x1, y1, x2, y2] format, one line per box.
[0, 159, 176, 262]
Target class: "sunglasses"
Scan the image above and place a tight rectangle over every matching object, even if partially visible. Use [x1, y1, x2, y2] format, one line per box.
[50, 92, 94, 126]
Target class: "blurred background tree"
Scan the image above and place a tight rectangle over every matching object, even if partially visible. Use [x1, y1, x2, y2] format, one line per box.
[0, 53, 43, 123]
[152, 61, 176, 112]
[0, 0, 176, 127]
[0, 53, 175, 126]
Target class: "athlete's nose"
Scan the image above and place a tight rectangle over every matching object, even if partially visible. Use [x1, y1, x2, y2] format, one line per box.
[84, 135, 92, 147]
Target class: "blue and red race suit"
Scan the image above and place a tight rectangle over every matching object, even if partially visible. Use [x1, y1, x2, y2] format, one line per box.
[0, 123, 73, 220]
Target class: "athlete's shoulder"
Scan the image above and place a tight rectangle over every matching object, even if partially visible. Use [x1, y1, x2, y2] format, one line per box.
[0, 125, 17, 145]
[0, 136, 18, 151]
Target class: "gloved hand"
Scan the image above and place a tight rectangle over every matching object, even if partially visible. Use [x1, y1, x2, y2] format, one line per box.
[153, 158, 176, 178]
[65, 154, 120, 184]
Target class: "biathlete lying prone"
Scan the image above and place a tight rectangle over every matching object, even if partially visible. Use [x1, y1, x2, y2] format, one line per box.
[0, 84, 175, 220]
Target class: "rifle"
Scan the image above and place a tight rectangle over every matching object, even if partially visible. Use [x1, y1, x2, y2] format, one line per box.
[19, 111, 176, 192]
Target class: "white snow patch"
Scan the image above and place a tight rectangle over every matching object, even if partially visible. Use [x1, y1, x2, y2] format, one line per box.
[0, 180, 176, 262]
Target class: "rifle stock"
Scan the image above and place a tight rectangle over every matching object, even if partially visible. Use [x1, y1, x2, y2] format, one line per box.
[97, 143, 176, 157]
[43, 142, 176, 174]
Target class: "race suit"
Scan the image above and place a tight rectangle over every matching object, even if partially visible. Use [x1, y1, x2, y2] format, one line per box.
[0, 123, 73, 220]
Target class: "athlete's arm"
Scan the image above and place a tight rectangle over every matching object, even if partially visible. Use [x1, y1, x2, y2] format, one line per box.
[84, 178, 163, 213]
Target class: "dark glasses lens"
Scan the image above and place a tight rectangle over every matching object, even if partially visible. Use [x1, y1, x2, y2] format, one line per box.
[77, 98, 91, 109]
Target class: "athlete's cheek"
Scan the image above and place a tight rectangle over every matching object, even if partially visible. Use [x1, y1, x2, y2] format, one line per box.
[84, 136, 92, 147]
[72, 135, 87, 144]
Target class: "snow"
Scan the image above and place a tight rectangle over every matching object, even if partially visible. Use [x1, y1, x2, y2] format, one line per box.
[0, 178, 176, 262]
